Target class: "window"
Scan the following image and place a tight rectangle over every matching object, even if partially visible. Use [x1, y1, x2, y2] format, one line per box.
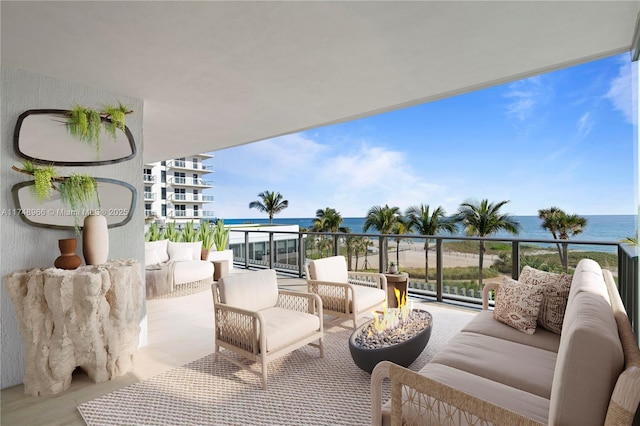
[193, 189, 199, 201]
[161, 161, 166, 166]
[161, 188, 166, 200]
[161, 170, 166, 183]
[161, 204, 166, 217]
[193, 205, 199, 217]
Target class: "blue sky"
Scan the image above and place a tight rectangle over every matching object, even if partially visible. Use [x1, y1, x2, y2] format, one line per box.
[208, 53, 637, 219]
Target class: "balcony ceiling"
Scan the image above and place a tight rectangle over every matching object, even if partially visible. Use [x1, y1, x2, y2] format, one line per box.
[2, 1, 639, 162]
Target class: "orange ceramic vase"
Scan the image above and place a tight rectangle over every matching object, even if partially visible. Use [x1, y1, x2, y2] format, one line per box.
[54, 238, 82, 270]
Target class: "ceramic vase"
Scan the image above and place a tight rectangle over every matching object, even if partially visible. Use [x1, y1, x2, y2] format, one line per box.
[54, 238, 82, 270]
[83, 211, 109, 265]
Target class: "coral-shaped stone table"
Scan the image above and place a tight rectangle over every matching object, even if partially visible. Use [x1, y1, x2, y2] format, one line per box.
[4, 259, 143, 396]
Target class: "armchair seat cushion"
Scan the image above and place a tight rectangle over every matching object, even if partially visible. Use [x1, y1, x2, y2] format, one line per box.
[308, 256, 349, 283]
[349, 285, 386, 312]
[173, 260, 214, 285]
[261, 307, 322, 351]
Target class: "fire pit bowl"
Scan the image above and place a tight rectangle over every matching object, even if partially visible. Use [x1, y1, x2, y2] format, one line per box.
[349, 309, 433, 374]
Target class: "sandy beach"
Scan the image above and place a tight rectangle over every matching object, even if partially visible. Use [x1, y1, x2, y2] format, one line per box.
[351, 241, 499, 270]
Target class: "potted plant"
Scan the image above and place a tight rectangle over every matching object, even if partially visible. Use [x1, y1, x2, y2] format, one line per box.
[198, 222, 214, 260]
[208, 219, 233, 268]
[388, 261, 398, 274]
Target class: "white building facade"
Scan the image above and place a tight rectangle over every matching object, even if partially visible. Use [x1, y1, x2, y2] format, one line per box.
[143, 153, 214, 228]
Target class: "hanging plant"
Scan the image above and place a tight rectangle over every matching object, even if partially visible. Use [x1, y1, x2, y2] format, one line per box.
[66, 103, 132, 158]
[12, 162, 100, 232]
[102, 102, 129, 140]
[21, 161, 57, 202]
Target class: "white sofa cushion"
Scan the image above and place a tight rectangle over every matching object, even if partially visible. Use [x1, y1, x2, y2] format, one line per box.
[308, 256, 349, 283]
[548, 291, 624, 425]
[431, 332, 557, 399]
[410, 363, 550, 425]
[173, 260, 213, 285]
[568, 258, 611, 305]
[145, 248, 163, 267]
[168, 241, 202, 262]
[218, 269, 279, 311]
[260, 306, 321, 351]
[145, 239, 169, 263]
[462, 310, 561, 353]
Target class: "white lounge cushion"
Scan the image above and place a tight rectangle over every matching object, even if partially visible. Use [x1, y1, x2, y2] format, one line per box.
[260, 306, 321, 351]
[462, 310, 561, 353]
[145, 248, 163, 267]
[431, 332, 557, 399]
[406, 363, 550, 425]
[218, 269, 279, 311]
[173, 260, 213, 285]
[308, 256, 349, 283]
[350, 285, 386, 312]
[549, 291, 624, 426]
[568, 259, 610, 305]
[145, 239, 169, 263]
[168, 241, 202, 262]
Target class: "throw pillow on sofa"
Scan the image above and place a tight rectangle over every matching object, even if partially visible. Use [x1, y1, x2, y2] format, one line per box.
[494, 277, 545, 335]
[168, 241, 202, 262]
[519, 266, 572, 334]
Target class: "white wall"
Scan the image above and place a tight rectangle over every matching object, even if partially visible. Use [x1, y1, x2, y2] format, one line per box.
[1, 67, 146, 389]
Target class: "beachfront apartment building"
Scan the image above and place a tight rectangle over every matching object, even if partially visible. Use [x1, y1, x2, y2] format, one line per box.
[143, 153, 215, 228]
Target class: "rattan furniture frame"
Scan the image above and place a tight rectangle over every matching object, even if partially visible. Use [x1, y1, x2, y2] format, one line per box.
[305, 256, 387, 328]
[371, 266, 640, 425]
[211, 272, 324, 390]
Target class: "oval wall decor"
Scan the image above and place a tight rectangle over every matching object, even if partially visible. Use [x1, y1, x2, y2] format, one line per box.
[14, 109, 136, 166]
[11, 178, 137, 230]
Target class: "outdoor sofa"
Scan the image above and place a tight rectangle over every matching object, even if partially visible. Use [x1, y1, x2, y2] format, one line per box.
[371, 259, 640, 425]
[144, 239, 214, 298]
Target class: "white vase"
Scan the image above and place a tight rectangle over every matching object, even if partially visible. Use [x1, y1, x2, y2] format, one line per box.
[83, 211, 109, 265]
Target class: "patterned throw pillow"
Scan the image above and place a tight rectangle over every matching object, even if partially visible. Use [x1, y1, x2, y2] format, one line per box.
[493, 277, 545, 335]
[519, 266, 572, 334]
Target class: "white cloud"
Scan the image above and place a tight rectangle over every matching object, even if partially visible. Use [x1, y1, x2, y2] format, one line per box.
[605, 62, 637, 125]
[212, 135, 448, 218]
[577, 112, 593, 138]
[503, 76, 550, 121]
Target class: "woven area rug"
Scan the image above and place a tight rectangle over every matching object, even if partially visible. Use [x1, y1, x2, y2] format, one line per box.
[78, 304, 475, 426]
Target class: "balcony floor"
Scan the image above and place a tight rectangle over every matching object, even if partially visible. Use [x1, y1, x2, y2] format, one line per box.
[0, 271, 477, 426]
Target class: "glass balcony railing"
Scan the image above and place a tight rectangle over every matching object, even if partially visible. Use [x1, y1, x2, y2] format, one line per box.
[143, 192, 156, 200]
[225, 229, 638, 340]
[143, 174, 155, 182]
[169, 177, 212, 186]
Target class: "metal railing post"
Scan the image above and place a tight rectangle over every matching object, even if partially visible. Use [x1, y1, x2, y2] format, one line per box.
[379, 236, 385, 273]
[511, 242, 520, 280]
[436, 238, 443, 302]
[268, 232, 274, 269]
[244, 231, 250, 269]
[298, 233, 305, 278]
[333, 235, 339, 257]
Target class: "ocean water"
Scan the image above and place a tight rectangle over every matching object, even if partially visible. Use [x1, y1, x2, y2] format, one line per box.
[225, 215, 637, 252]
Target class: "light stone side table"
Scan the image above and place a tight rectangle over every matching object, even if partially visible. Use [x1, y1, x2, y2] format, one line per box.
[4, 259, 143, 396]
[383, 272, 409, 308]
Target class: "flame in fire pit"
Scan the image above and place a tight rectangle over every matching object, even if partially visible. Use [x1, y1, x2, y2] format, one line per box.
[371, 288, 413, 335]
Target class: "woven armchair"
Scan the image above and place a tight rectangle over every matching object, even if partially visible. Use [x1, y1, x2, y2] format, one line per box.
[211, 269, 324, 389]
[304, 256, 387, 328]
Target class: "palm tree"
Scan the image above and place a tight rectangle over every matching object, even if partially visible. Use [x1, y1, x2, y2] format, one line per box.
[363, 204, 402, 270]
[456, 199, 520, 287]
[405, 204, 458, 283]
[248, 190, 288, 223]
[311, 207, 346, 233]
[391, 219, 410, 270]
[538, 207, 587, 272]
